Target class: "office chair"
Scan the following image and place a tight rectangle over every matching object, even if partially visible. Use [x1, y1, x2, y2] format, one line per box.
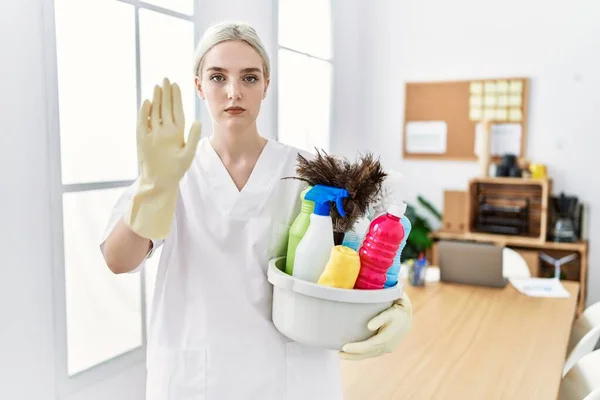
[502, 247, 531, 279]
[559, 349, 600, 400]
[563, 301, 600, 377]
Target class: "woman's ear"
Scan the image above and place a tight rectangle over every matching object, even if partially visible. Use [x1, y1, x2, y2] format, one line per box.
[195, 76, 205, 99]
[262, 77, 270, 100]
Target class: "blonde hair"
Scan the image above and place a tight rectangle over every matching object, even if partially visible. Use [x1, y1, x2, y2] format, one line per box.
[193, 21, 270, 79]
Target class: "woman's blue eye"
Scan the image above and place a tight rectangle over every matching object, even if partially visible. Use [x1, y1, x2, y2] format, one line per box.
[210, 75, 225, 82]
[244, 75, 258, 83]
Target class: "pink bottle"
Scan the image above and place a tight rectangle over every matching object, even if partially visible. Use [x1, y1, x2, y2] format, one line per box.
[354, 203, 407, 290]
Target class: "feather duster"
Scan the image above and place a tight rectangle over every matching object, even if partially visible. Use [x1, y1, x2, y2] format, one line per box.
[286, 149, 387, 236]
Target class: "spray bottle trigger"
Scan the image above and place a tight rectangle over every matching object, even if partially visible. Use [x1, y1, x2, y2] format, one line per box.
[335, 197, 346, 218]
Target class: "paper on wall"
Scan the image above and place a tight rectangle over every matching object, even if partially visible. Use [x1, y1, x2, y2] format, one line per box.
[405, 121, 447, 154]
[491, 123, 521, 156]
[470, 82, 483, 94]
[496, 80, 509, 93]
[474, 122, 522, 157]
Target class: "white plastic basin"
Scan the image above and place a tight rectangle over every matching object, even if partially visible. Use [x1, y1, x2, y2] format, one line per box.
[267, 256, 403, 350]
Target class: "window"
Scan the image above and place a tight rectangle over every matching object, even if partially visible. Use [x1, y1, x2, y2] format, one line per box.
[47, 0, 197, 394]
[277, 0, 332, 152]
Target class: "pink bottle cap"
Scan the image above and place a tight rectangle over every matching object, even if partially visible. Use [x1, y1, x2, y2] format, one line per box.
[387, 203, 407, 218]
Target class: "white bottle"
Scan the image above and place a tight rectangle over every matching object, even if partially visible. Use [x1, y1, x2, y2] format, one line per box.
[293, 212, 334, 283]
[292, 185, 349, 283]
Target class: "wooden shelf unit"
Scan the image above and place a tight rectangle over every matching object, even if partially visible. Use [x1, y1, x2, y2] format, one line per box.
[432, 176, 588, 316]
[467, 177, 552, 243]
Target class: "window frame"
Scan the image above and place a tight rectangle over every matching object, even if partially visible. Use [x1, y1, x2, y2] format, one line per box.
[40, 0, 201, 397]
[275, 0, 334, 152]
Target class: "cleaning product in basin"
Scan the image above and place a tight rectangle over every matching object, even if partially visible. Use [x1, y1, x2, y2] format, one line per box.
[285, 186, 314, 275]
[317, 246, 361, 289]
[354, 203, 407, 290]
[341, 216, 370, 251]
[293, 185, 349, 283]
[385, 214, 412, 288]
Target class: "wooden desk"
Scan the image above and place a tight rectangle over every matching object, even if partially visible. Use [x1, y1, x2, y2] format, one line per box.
[429, 230, 589, 316]
[341, 280, 579, 400]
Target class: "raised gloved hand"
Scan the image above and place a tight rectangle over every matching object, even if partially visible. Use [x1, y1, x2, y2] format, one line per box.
[124, 78, 202, 239]
[340, 292, 412, 361]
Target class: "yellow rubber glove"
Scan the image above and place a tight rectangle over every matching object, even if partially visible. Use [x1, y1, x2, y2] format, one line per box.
[317, 246, 360, 289]
[124, 78, 202, 239]
[340, 292, 412, 360]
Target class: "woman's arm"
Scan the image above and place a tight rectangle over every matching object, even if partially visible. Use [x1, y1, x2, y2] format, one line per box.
[103, 218, 153, 274]
[102, 78, 199, 274]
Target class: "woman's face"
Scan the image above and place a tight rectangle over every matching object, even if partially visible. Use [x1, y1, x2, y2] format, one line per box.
[196, 40, 269, 131]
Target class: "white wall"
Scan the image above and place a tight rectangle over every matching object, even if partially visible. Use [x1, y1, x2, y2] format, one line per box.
[354, 0, 600, 306]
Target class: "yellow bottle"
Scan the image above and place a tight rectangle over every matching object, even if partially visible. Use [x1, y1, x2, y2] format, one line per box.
[530, 163, 547, 179]
[317, 246, 361, 289]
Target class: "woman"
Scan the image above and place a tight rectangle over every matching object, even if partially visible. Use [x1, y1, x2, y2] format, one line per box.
[101, 21, 412, 400]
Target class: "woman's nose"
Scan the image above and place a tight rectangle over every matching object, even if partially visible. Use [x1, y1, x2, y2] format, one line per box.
[227, 81, 242, 100]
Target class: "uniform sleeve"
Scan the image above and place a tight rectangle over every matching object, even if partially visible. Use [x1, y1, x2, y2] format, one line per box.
[99, 180, 164, 274]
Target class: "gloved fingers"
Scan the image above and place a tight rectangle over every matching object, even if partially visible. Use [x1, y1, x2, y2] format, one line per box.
[137, 100, 151, 138]
[367, 308, 392, 332]
[171, 83, 185, 128]
[161, 78, 173, 125]
[339, 348, 383, 361]
[341, 331, 388, 355]
[182, 120, 202, 163]
[394, 292, 413, 316]
[150, 84, 162, 127]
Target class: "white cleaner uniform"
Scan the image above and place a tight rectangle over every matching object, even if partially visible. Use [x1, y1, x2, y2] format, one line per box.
[100, 137, 343, 400]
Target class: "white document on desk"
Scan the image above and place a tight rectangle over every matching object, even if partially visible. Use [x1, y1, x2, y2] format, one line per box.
[509, 277, 570, 298]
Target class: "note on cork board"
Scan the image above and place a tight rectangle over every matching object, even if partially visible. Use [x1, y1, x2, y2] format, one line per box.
[402, 77, 529, 161]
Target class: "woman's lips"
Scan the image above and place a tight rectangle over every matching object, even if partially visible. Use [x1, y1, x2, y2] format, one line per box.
[225, 106, 245, 115]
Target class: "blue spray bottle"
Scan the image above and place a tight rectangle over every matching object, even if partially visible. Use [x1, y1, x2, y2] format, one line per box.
[384, 215, 412, 288]
[292, 185, 349, 283]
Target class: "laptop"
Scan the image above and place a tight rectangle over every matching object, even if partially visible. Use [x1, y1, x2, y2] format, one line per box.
[438, 240, 508, 288]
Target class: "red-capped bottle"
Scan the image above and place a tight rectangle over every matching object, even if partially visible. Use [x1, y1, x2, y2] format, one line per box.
[354, 203, 407, 290]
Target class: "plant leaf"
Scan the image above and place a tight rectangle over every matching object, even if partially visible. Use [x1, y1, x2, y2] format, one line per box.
[417, 195, 443, 221]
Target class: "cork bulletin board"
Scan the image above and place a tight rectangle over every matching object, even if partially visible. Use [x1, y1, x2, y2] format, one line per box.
[402, 77, 529, 161]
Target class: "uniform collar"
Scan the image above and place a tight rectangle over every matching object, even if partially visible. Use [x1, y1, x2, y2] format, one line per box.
[198, 137, 284, 217]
